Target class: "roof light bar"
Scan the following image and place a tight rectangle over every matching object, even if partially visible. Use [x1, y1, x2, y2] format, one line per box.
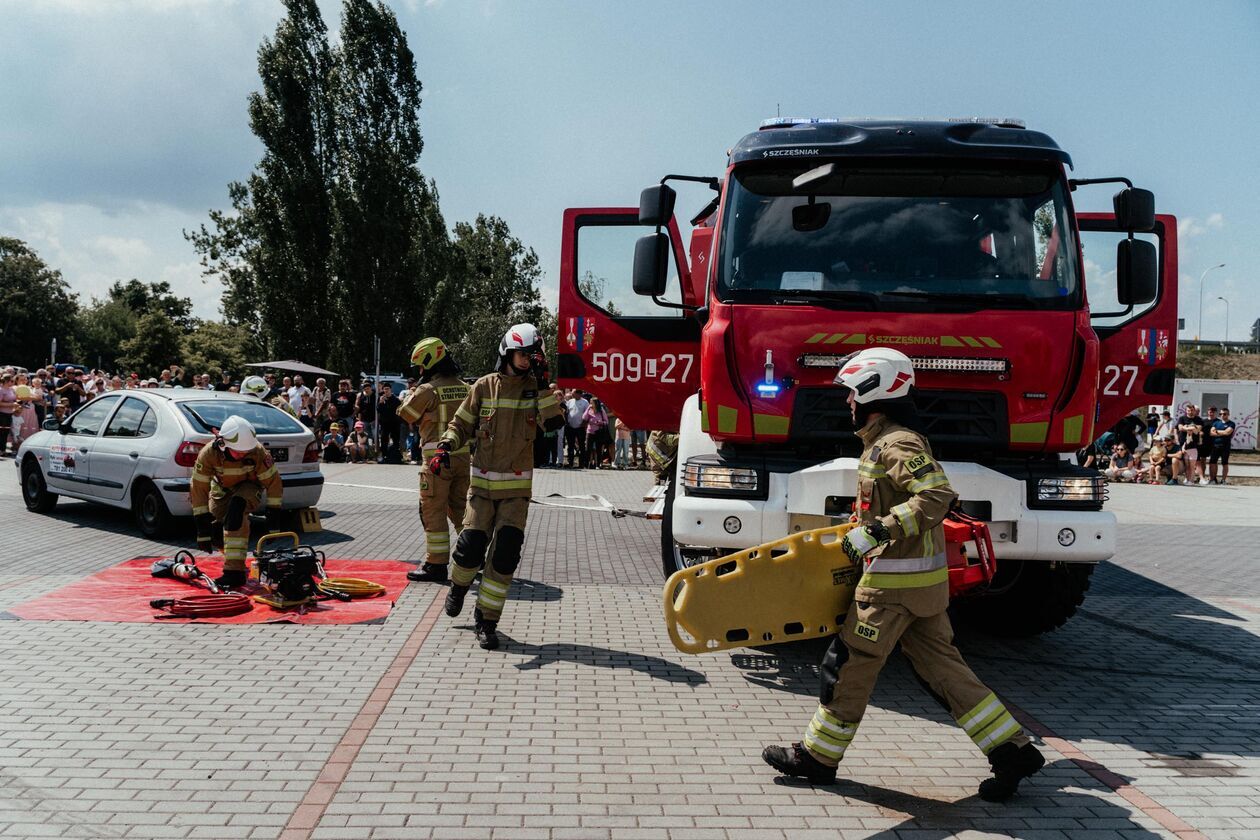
[799, 354, 1009, 374]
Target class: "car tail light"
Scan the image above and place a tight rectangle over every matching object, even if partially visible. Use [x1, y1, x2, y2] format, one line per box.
[303, 442, 319, 463]
[174, 441, 202, 467]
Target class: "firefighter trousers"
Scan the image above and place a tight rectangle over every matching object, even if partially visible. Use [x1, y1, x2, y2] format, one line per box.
[803, 601, 1030, 767]
[450, 495, 530, 623]
[208, 482, 263, 573]
[418, 456, 469, 565]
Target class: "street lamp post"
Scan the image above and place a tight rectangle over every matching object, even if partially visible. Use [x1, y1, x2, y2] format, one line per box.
[1197, 263, 1226, 342]
[1218, 296, 1230, 346]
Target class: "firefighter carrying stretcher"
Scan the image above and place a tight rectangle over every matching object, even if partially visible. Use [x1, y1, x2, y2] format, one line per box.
[428, 324, 565, 650]
[189, 415, 283, 590]
[761, 347, 1045, 802]
[399, 337, 471, 583]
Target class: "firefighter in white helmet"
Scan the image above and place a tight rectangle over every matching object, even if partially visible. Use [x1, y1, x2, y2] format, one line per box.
[189, 415, 284, 589]
[429, 323, 565, 649]
[241, 375, 269, 399]
[399, 337, 470, 583]
[762, 346, 1044, 802]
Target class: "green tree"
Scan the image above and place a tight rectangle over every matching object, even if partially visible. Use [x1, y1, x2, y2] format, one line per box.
[0, 237, 80, 368]
[106, 279, 194, 330]
[117, 310, 185, 374]
[76, 299, 138, 372]
[440, 215, 546, 375]
[328, 0, 449, 374]
[180, 321, 261, 378]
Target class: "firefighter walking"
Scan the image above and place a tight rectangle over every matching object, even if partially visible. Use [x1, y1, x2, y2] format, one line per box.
[399, 337, 471, 583]
[762, 347, 1044, 802]
[190, 415, 283, 589]
[429, 324, 565, 649]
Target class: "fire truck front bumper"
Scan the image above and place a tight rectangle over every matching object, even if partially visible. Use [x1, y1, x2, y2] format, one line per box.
[672, 457, 1115, 563]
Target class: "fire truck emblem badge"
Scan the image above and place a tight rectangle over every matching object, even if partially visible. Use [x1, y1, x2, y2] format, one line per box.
[566, 317, 596, 352]
[1138, 329, 1169, 365]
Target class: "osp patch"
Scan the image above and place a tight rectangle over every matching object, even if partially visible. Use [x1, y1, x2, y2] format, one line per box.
[854, 621, 880, 642]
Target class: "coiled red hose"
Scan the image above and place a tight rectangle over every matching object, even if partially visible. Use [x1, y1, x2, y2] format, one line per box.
[151, 593, 253, 619]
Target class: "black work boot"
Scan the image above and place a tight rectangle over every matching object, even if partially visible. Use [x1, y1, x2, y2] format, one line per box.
[407, 563, 449, 583]
[761, 742, 837, 785]
[444, 584, 468, 617]
[214, 569, 247, 590]
[473, 617, 498, 649]
[978, 742, 1045, 802]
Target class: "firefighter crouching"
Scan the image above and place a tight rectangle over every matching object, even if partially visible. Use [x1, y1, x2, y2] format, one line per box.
[429, 324, 565, 649]
[190, 415, 284, 590]
[762, 347, 1045, 802]
[645, 430, 679, 482]
[399, 337, 471, 583]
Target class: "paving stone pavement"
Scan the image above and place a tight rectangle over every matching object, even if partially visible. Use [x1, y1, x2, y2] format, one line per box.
[1, 461, 1257, 839]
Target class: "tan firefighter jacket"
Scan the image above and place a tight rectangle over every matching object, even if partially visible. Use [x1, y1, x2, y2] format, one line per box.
[646, 431, 679, 481]
[441, 370, 564, 499]
[854, 415, 957, 616]
[190, 441, 283, 516]
[398, 374, 471, 458]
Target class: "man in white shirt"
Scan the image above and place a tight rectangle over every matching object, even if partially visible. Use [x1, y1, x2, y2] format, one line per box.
[287, 375, 314, 427]
[563, 389, 589, 468]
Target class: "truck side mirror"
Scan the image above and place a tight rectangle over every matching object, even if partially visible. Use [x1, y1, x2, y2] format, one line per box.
[638, 184, 677, 226]
[1112, 188, 1155, 232]
[633, 232, 670, 297]
[1116, 238, 1157, 305]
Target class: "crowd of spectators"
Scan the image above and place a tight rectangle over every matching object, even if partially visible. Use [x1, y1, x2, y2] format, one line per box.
[1082, 404, 1238, 486]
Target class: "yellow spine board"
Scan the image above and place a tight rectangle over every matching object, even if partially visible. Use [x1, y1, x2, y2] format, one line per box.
[662, 523, 859, 654]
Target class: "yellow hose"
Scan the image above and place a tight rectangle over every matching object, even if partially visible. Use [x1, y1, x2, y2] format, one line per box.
[318, 577, 387, 598]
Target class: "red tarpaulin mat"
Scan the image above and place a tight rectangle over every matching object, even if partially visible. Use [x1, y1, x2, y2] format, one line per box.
[3, 557, 416, 624]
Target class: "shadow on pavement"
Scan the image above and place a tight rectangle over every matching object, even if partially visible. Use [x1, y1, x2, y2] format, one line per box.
[508, 578, 564, 602]
[495, 634, 707, 685]
[731, 562, 1260, 770]
[768, 759, 1163, 839]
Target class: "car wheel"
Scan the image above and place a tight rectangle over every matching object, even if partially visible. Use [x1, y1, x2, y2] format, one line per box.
[21, 458, 58, 513]
[133, 479, 173, 538]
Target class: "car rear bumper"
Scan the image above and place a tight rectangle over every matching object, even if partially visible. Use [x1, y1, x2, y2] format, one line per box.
[159, 473, 324, 516]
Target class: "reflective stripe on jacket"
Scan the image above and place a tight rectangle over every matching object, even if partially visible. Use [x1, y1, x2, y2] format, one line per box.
[854, 416, 957, 616]
[189, 441, 283, 515]
[442, 371, 564, 499]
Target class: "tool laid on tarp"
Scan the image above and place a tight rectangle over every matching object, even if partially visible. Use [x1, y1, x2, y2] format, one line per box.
[663, 523, 860, 654]
[251, 531, 385, 610]
[149, 550, 253, 618]
[663, 512, 1001, 654]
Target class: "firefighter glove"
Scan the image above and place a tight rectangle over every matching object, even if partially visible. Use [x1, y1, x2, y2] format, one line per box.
[195, 513, 215, 553]
[841, 520, 891, 564]
[265, 507, 284, 534]
[428, 441, 452, 475]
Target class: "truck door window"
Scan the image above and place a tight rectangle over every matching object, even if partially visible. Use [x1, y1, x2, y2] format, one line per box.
[577, 222, 685, 317]
[1081, 229, 1160, 330]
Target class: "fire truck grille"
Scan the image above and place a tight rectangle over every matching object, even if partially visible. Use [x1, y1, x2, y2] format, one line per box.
[789, 388, 1009, 454]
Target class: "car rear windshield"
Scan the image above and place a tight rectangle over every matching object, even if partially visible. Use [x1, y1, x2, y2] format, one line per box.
[178, 401, 306, 435]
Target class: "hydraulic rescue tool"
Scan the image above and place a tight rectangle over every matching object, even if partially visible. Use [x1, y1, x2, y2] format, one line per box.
[149, 550, 253, 619]
[251, 531, 386, 610]
[663, 513, 997, 653]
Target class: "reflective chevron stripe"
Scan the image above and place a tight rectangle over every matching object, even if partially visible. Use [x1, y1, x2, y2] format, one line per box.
[958, 692, 1021, 754]
[803, 706, 858, 762]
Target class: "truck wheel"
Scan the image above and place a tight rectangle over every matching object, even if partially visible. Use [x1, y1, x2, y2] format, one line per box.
[21, 458, 58, 513]
[660, 478, 684, 579]
[953, 560, 1094, 638]
[132, 478, 173, 538]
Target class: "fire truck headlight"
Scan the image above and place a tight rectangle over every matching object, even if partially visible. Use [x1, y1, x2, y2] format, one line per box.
[682, 459, 763, 498]
[1035, 477, 1105, 503]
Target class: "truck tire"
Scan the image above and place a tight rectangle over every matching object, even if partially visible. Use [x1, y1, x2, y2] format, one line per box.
[660, 478, 683, 579]
[21, 457, 58, 513]
[953, 559, 1094, 638]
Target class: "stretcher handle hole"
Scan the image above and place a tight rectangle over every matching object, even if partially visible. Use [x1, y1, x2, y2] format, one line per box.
[725, 628, 750, 643]
[762, 632, 774, 642]
[783, 621, 805, 636]
[714, 560, 738, 577]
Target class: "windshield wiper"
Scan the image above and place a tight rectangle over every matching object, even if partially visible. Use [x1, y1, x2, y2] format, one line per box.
[881, 291, 1048, 310]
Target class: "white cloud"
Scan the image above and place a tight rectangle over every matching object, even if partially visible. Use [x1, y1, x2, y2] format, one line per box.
[1177, 214, 1225, 239]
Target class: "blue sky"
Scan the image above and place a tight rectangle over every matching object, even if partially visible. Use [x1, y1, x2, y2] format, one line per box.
[2, 0, 1256, 339]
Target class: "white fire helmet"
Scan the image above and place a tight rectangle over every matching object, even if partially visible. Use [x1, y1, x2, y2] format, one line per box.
[833, 347, 915, 403]
[218, 416, 259, 454]
[241, 375, 268, 398]
[498, 323, 543, 358]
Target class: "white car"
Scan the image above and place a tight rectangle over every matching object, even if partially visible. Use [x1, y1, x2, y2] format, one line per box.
[15, 390, 324, 536]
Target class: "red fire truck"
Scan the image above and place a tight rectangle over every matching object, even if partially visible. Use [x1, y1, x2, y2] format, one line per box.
[557, 118, 1177, 636]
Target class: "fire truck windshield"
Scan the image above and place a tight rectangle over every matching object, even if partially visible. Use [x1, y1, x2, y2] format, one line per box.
[716, 162, 1080, 311]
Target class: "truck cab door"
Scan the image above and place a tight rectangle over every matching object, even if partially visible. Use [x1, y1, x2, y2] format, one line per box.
[1079, 212, 1178, 435]
[556, 207, 703, 432]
